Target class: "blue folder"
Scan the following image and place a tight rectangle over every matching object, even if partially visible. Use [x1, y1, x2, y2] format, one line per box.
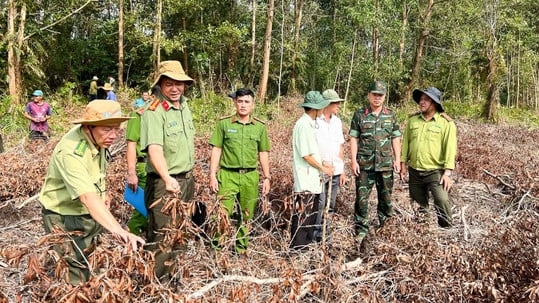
[123, 185, 148, 218]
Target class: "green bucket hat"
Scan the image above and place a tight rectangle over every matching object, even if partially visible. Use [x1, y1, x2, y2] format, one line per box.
[322, 89, 345, 103]
[152, 60, 195, 88]
[298, 91, 329, 109]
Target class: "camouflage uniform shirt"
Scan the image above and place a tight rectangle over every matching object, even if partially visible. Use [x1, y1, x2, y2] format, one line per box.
[349, 106, 401, 171]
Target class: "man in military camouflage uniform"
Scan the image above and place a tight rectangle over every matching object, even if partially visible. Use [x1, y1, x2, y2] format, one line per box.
[400, 87, 457, 227]
[39, 100, 144, 284]
[209, 88, 271, 254]
[349, 81, 401, 244]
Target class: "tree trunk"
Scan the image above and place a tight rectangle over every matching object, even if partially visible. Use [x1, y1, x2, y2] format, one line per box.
[482, 0, 500, 120]
[152, 0, 163, 73]
[289, 0, 304, 95]
[399, 1, 408, 73]
[7, 0, 25, 108]
[248, 0, 256, 88]
[258, 0, 275, 103]
[404, 0, 434, 103]
[343, 31, 358, 114]
[118, 0, 124, 88]
[372, 0, 380, 75]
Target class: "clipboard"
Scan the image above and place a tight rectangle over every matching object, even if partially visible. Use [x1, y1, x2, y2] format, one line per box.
[123, 185, 148, 218]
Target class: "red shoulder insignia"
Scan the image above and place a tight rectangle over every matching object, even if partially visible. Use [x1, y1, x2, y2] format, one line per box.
[161, 101, 170, 111]
[147, 98, 161, 111]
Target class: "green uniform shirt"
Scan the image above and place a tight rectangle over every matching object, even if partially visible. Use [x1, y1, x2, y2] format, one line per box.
[349, 106, 401, 171]
[126, 108, 146, 158]
[140, 96, 195, 175]
[39, 125, 107, 215]
[209, 115, 271, 169]
[401, 112, 457, 171]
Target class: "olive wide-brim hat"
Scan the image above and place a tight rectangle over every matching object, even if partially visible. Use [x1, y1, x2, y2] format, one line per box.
[298, 91, 330, 110]
[151, 60, 195, 88]
[71, 100, 133, 126]
[412, 87, 444, 112]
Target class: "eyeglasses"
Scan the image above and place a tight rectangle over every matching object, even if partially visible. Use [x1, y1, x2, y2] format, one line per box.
[100, 126, 122, 135]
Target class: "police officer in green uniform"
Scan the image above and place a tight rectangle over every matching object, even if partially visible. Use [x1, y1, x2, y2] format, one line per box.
[400, 87, 457, 227]
[349, 81, 402, 244]
[209, 88, 271, 254]
[39, 100, 145, 285]
[140, 61, 197, 279]
[125, 92, 151, 235]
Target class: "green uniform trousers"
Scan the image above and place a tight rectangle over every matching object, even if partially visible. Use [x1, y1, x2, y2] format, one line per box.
[215, 168, 259, 253]
[354, 169, 394, 236]
[127, 162, 148, 235]
[408, 168, 452, 227]
[144, 171, 194, 279]
[42, 208, 103, 285]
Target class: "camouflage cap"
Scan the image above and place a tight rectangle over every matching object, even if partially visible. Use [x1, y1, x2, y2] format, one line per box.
[369, 81, 387, 94]
[298, 91, 329, 110]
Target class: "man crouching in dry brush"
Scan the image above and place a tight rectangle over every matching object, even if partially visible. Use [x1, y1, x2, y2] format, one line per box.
[39, 100, 145, 285]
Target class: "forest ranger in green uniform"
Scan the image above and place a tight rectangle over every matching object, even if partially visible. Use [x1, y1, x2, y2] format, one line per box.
[400, 87, 457, 228]
[140, 60, 198, 279]
[39, 100, 144, 285]
[125, 92, 151, 235]
[209, 88, 271, 254]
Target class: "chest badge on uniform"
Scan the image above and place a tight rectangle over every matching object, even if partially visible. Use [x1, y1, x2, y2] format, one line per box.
[227, 129, 238, 133]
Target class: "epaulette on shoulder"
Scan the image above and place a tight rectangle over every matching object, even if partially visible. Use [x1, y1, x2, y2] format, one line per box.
[219, 114, 234, 120]
[147, 98, 161, 111]
[409, 111, 421, 118]
[253, 116, 266, 124]
[440, 112, 453, 122]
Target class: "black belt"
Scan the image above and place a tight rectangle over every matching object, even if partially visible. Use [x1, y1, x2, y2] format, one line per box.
[147, 170, 193, 179]
[223, 167, 256, 174]
[137, 156, 146, 163]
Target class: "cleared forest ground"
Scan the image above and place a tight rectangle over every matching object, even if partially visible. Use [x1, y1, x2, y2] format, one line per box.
[1, 101, 538, 302]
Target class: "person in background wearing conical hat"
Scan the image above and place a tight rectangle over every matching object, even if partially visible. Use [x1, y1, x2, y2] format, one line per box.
[400, 87, 457, 228]
[139, 60, 203, 280]
[290, 91, 334, 250]
[39, 100, 145, 285]
[23, 89, 52, 141]
[313, 89, 346, 242]
[103, 82, 117, 101]
[349, 81, 401, 247]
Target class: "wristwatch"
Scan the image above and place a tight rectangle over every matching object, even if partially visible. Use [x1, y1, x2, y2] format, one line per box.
[444, 171, 452, 177]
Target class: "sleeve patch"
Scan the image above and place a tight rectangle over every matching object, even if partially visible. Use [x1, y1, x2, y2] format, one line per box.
[73, 139, 87, 157]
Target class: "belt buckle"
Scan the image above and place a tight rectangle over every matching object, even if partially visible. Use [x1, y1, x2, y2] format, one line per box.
[238, 169, 247, 174]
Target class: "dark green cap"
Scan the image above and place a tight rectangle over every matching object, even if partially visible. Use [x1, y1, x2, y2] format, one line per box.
[369, 81, 387, 94]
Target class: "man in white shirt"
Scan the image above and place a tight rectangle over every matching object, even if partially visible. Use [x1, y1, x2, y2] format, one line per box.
[314, 89, 346, 241]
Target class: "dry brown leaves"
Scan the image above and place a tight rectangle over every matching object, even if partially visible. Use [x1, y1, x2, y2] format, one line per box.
[1, 103, 539, 302]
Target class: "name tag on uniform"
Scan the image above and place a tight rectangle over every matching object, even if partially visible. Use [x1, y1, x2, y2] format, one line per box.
[227, 129, 238, 133]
